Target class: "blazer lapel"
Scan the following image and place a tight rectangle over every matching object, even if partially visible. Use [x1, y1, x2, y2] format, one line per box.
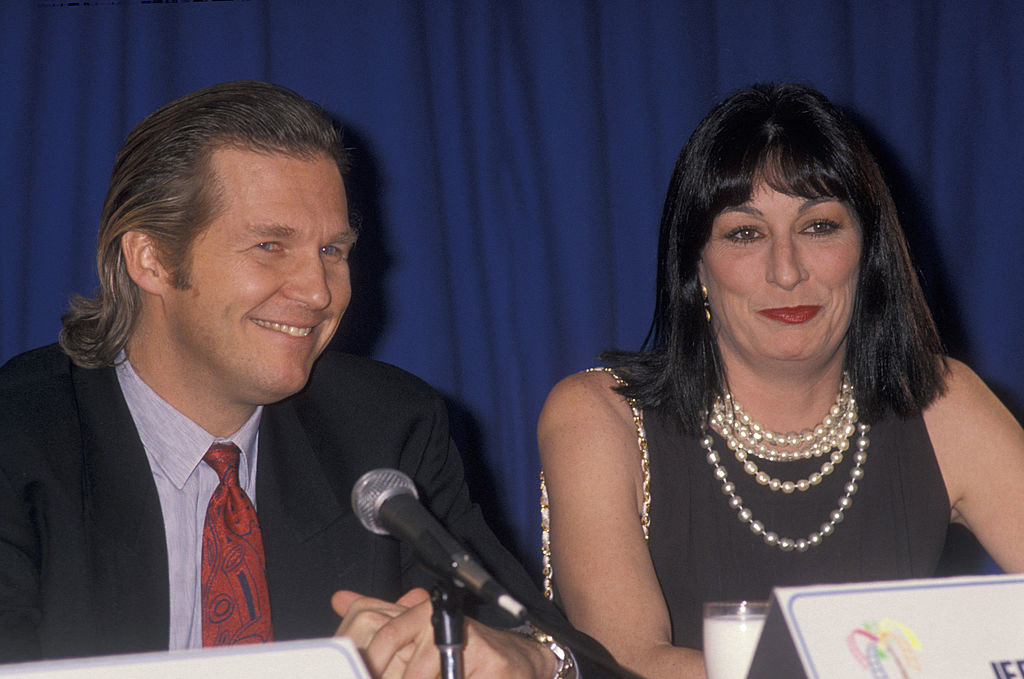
[74, 363, 170, 654]
[256, 401, 383, 640]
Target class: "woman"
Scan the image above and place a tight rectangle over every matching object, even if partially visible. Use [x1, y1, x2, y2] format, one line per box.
[538, 83, 1024, 678]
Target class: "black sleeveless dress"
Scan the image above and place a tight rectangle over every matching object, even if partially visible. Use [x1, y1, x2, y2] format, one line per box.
[644, 408, 950, 649]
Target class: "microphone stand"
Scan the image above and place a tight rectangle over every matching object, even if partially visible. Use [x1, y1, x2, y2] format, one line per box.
[431, 580, 465, 679]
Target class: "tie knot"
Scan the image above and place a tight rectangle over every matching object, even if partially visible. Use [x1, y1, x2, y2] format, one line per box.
[204, 442, 241, 484]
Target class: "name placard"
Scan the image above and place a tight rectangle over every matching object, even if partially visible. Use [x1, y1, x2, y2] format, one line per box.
[0, 638, 370, 678]
[747, 573, 1024, 679]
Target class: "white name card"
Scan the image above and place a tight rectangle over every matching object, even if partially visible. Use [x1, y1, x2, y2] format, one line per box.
[0, 637, 370, 679]
[747, 573, 1024, 679]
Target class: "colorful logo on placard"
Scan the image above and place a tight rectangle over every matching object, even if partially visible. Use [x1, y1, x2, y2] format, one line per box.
[847, 619, 922, 678]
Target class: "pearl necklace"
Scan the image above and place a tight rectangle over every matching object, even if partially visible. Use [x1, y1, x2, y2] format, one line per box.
[701, 421, 869, 551]
[708, 375, 860, 493]
[709, 373, 857, 462]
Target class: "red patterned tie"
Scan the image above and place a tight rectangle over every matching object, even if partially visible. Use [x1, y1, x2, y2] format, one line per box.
[201, 442, 274, 646]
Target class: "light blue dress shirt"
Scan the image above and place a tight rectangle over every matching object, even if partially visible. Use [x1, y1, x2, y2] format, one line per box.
[116, 357, 262, 650]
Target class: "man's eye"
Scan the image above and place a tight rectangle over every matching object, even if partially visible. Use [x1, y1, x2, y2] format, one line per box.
[256, 242, 279, 251]
[321, 244, 351, 261]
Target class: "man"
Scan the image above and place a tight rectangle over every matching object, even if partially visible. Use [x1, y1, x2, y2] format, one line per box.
[0, 81, 570, 677]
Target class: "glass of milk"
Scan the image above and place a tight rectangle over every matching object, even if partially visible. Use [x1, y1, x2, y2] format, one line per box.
[703, 600, 769, 679]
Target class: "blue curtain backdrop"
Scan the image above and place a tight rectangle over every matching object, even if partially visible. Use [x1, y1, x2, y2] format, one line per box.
[2, 1, 1022, 576]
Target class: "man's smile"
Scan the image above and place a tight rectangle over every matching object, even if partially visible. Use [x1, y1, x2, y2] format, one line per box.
[252, 319, 315, 337]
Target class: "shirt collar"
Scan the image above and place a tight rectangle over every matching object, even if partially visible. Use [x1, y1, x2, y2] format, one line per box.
[115, 354, 262, 490]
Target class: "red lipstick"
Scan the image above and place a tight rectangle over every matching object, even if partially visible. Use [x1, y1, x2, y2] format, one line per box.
[758, 305, 822, 324]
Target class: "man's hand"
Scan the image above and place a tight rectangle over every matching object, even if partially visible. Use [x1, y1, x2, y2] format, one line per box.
[333, 588, 557, 678]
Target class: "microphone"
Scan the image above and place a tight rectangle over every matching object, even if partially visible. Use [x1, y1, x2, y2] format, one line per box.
[351, 468, 526, 621]
[352, 468, 646, 679]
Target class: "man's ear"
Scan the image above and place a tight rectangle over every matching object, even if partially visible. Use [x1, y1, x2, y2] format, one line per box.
[121, 231, 171, 296]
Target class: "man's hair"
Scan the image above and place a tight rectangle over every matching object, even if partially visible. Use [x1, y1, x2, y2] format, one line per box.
[604, 82, 946, 430]
[59, 80, 348, 368]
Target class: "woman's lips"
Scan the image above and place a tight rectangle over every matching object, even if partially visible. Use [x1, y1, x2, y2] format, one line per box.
[757, 305, 822, 324]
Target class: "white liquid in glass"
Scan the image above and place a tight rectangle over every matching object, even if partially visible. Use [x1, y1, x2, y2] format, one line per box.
[703, 613, 766, 679]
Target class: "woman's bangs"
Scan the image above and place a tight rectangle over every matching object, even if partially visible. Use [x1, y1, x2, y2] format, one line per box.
[757, 144, 850, 202]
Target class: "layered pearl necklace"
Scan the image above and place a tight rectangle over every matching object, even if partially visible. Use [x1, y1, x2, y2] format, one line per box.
[702, 375, 870, 552]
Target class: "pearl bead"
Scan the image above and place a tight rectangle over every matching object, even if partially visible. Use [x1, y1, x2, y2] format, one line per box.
[830, 509, 844, 523]
[795, 539, 809, 551]
[721, 481, 736, 494]
[820, 523, 835, 536]
[779, 537, 795, 551]
[738, 508, 752, 522]
[750, 521, 764, 535]
[707, 451, 720, 464]
[729, 495, 743, 509]
[838, 496, 852, 509]
[763, 531, 778, 545]
[781, 481, 795, 494]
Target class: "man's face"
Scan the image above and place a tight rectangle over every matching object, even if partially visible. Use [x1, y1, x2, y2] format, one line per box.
[144, 147, 354, 424]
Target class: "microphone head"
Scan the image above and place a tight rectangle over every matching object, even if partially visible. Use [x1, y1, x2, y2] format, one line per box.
[351, 468, 419, 535]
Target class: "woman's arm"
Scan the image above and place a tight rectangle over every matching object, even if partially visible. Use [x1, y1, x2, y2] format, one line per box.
[923, 358, 1024, 572]
[538, 370, 704, 678]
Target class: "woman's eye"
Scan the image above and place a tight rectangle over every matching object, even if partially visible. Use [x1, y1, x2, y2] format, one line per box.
[255, 241, 280, 251]
[726, 227, 761, 242]
[804, 219, 842, 236]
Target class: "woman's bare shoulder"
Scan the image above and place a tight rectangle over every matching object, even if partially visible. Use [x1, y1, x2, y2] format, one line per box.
[540, 369, 636, 430]
[538, 369, 643, 469]
[924, 358, 1007, 428]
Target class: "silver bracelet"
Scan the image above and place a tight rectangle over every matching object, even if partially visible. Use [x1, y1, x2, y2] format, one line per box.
[532, 630, 576, 679]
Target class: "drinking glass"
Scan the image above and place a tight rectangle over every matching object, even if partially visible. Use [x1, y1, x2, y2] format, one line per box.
[702, 600, 769, 679]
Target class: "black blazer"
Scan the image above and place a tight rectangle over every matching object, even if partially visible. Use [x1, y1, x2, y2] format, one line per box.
[0, 345, 545, 663]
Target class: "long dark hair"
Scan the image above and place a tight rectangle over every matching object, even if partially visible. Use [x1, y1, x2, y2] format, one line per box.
[604, 83, 946, 431]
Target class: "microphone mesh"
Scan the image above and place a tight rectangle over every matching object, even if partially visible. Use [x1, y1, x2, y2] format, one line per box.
[351, 468, 419, 535]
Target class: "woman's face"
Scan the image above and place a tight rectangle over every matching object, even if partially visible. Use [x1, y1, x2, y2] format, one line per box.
[698, 182, 862, 375]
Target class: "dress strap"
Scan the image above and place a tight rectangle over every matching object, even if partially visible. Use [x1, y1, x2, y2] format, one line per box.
[539, 367, 651, 600]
